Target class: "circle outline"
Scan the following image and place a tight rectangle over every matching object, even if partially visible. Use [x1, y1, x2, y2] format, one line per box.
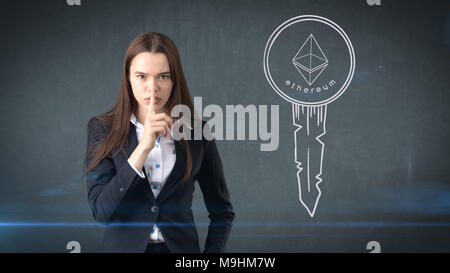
[263, 15, 356, 106]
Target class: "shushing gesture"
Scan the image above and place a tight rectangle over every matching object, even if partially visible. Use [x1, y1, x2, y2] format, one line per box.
[140, 94, 173, 151]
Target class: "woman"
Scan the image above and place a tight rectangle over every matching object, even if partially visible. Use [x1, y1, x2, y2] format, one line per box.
[82, 32, 234, 253]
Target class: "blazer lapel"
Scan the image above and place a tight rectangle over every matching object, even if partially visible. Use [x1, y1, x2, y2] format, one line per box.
[123, 125, 157, 203]
[156, 139, 187, 203]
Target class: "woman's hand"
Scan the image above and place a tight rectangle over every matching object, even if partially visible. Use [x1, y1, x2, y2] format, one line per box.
[128, 94, 173, 173]
[140, 94, 173, 151]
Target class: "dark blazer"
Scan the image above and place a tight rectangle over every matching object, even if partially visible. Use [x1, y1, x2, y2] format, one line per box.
[85, 117, 235, 253]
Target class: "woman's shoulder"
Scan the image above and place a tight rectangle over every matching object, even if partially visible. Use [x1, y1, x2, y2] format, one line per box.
[87, 116, 105, 131]
[86, 116, 113, 138]
[87, 113, 114, 130]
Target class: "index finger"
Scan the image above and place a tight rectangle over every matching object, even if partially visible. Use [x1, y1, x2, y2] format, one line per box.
[148, 94, 156, 115]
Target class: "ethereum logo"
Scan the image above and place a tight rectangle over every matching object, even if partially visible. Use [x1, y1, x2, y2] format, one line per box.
[292, 34, 328, 86]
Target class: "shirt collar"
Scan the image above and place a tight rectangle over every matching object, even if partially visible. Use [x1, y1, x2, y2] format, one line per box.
[130, 113, 144, 129]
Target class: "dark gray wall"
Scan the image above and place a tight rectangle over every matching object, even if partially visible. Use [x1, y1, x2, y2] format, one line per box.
[0, 0, 449, 252]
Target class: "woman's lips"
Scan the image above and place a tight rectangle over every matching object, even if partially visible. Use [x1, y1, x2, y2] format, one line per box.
[144, 98, 160, 104]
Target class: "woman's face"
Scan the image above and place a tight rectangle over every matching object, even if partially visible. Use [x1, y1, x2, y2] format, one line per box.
[129, 52, 173, 114]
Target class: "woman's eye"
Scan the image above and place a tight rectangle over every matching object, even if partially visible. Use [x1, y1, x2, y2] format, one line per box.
[137, 75, 145, 79]
[160, 75, 170, 79]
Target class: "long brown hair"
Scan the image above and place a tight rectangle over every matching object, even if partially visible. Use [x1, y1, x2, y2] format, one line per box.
[82, 32, 195, 182]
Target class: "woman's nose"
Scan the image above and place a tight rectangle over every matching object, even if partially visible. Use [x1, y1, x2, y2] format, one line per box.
[147, 77, 158, 92]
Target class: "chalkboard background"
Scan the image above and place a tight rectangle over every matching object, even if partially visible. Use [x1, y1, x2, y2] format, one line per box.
[0, 0, 449, 252]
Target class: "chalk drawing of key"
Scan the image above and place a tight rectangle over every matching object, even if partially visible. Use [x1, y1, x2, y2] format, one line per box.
[263, 15, 355, 217]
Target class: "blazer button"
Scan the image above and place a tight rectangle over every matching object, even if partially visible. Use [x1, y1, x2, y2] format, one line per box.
[151, 205, 159, 213]
[119, 187, 125, 193]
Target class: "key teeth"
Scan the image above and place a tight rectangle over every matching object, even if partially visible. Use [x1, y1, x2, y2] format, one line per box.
[292, 104, 327, 218]
[297, 177, 322, 218]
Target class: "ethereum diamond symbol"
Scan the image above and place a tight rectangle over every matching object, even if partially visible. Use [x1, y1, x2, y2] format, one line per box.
[292, 34, 328, 86]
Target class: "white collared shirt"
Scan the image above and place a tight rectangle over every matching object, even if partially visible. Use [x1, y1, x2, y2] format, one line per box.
[127, 113, 176, 243]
